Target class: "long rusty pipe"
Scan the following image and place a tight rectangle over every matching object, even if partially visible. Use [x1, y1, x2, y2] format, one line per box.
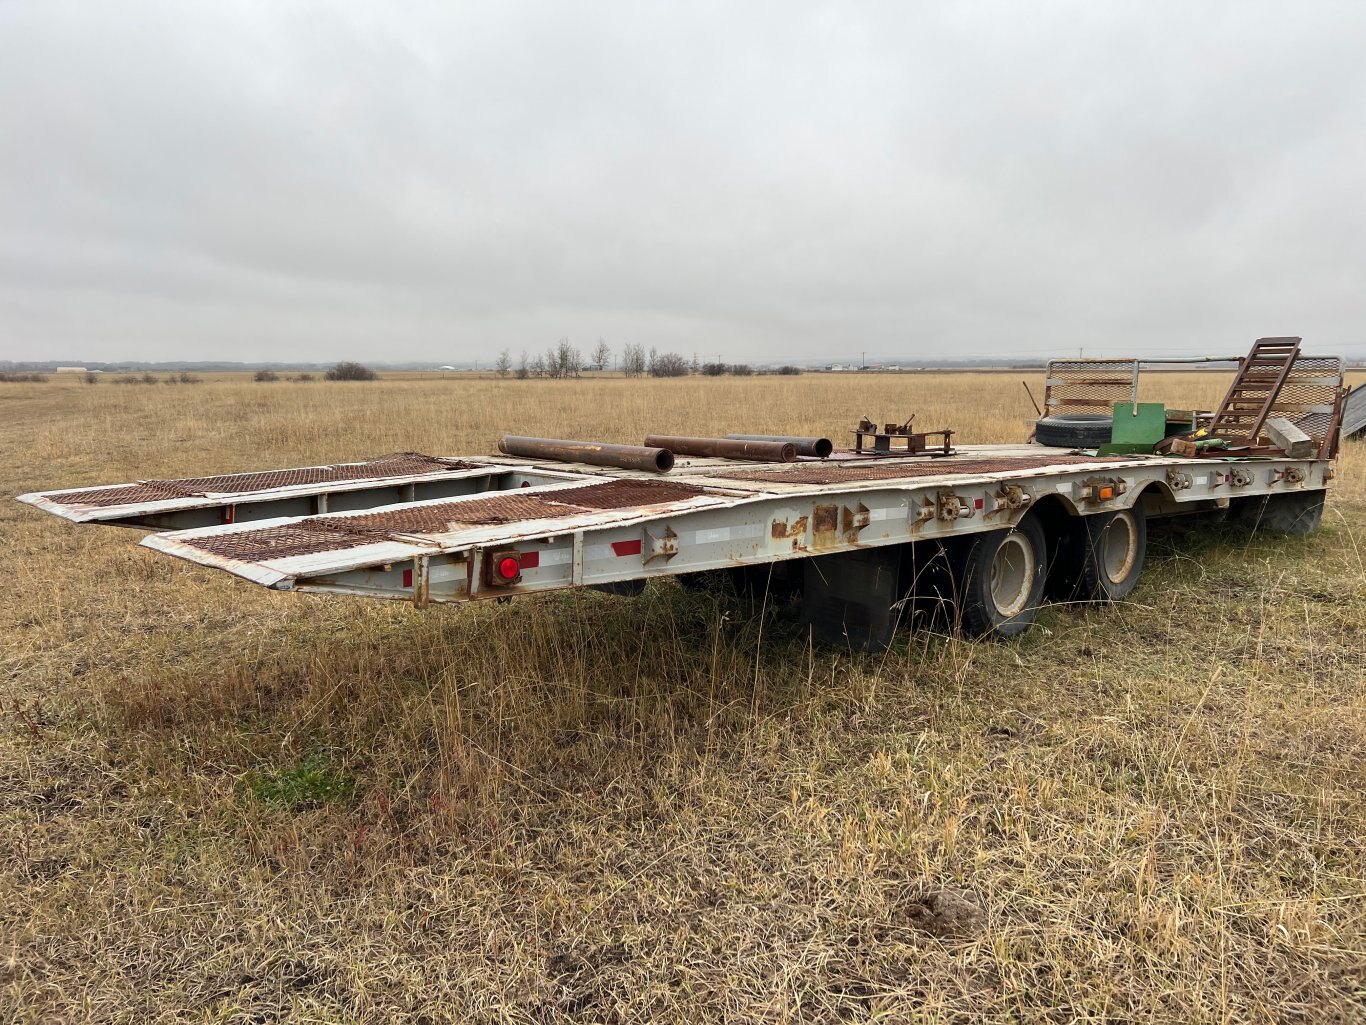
[498, 436, 674, 473]
[725, 434, 833, 459]
[642, 435, 797, 462]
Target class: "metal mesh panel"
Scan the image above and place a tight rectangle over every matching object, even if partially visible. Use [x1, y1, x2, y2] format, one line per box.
[327, 494, 584, 533]
[545, 480, 707, 509]
[188, 524, 384, 562]
[47, 453, 473, 508]
[1273, 356, 1343, 455]
[1043, 359, 1137, 416]
[715, 455, 1117, 486]
[179, 480, 715, 562]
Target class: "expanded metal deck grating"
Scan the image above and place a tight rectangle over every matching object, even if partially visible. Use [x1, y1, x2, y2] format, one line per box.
[182, 478, 711, 562]
[49, 453, 475, 508]
[713, 454, 1121, 486]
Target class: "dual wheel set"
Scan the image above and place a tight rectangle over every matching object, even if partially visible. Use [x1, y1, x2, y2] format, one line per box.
[934, 504, 1147, 639]
[681, 502, 1149, 649]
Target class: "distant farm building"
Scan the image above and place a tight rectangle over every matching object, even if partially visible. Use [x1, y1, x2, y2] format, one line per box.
[55, 366, 88, 373]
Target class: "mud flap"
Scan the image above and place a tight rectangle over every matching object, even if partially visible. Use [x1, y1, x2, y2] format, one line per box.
[801, 546, 903, 651]
[1230, 489, 1325, 536]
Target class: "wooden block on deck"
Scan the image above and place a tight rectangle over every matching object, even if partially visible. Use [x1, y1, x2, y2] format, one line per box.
[1265, 417, 1315, 458]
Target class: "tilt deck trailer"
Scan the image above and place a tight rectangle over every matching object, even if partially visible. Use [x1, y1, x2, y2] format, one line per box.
[17, 341, 1349, 651]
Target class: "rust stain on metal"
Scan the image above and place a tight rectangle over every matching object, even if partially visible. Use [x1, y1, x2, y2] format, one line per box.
[770, 514, 809, 540]
[714, 454, 1119, 486]
[51, 453, 473, 508]
[812, 503, 839, 548]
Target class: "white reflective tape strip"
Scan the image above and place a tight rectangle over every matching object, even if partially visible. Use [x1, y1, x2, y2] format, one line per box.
[537, 549, 573, 567]
[691, 524, 763, 545]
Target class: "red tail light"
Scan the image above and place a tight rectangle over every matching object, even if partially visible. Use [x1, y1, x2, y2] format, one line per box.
[497, 555, 520, 581]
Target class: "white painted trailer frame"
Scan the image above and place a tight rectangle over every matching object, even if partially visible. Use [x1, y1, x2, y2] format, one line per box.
[17, 442, 1335, 649]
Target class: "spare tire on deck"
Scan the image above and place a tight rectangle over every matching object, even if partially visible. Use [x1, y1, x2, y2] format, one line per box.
[1034, 414, 1112, 448]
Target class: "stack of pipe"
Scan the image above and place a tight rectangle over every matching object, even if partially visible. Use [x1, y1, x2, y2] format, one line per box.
[497, 432, 835, 472]
[725, 434, 833, 458]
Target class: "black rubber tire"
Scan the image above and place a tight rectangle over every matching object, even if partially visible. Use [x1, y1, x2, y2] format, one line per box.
[1034, 414, 1111, 449]
[954, 517, 1048, 639]
[1063, 506, 1147, 602]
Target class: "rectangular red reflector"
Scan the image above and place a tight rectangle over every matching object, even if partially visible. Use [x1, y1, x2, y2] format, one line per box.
[611, 539, 643, 557]
[402, 569, 413, 588]
[519, 550, 540, 569]
[973, 497, 984, 509]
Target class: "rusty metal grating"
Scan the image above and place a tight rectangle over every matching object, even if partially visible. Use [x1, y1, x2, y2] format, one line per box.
[545, 479, 707, 509]
[48, 453, 474, 508]
[189, 524, 384, 562]
[180, 479, 714, 563]
[715, 455, 1120, 486]
[327, 493, 584, 533]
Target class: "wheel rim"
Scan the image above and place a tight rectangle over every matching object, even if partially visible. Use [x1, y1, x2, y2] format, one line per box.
[989, 531, 1035, 617]
[1100, 512, 1138, 584]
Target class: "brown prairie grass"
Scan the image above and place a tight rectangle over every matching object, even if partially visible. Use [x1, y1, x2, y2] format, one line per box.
[2, 371, 1364, 1024]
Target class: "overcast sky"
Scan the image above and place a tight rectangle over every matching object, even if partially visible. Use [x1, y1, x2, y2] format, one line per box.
[2, 1, 1364, 364]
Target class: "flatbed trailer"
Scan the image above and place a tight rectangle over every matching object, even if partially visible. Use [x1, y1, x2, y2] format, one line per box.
[17, 440, 1338, 651]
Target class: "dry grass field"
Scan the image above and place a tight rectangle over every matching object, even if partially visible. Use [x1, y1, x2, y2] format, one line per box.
[3, 370, 1364, 1024]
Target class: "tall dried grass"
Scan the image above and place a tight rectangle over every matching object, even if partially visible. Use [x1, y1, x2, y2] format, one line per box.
[2, 371, 1363, 1023]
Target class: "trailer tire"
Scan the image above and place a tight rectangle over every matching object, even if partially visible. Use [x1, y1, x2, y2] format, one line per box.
[1034, 414, 1111, 449]
[1070, 506, 1147, 602]
[955, 517, 1048, 638]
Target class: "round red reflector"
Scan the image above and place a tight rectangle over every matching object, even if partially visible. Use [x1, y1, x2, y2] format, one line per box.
[497, 556, 520, 580]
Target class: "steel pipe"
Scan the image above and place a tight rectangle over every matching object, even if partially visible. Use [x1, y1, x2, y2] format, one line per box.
[497, 436, 674, 473]
[642, 435, 797, 462]
[725, 434, 833, 459]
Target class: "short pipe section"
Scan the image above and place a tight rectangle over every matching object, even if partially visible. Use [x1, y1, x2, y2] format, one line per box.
[643, 435, 797, 462]
[497, 436, 674, 473]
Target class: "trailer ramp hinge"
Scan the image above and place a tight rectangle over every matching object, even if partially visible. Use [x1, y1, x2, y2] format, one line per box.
[643, 524, 679, 564]
[1165, 469, 1193, 492]
[1270, 466, 1306, 486]
[991, 485, 1031, 514]
[936, 490, 973, 521]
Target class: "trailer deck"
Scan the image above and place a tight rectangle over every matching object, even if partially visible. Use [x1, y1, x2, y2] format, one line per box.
[16, 341, 1347, 650]
[17, 445, 1328, 628]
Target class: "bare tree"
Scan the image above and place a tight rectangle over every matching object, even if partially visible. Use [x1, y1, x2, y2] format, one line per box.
[494, 349, 511, 377]
[591, 339, 611, 373]
[621, 344, 647, 378]
[556, 338, 581, 378]
[515, 350, 529, 380]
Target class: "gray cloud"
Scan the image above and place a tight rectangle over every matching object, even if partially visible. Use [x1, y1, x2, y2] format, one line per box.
[2, 0, 1364, 363]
